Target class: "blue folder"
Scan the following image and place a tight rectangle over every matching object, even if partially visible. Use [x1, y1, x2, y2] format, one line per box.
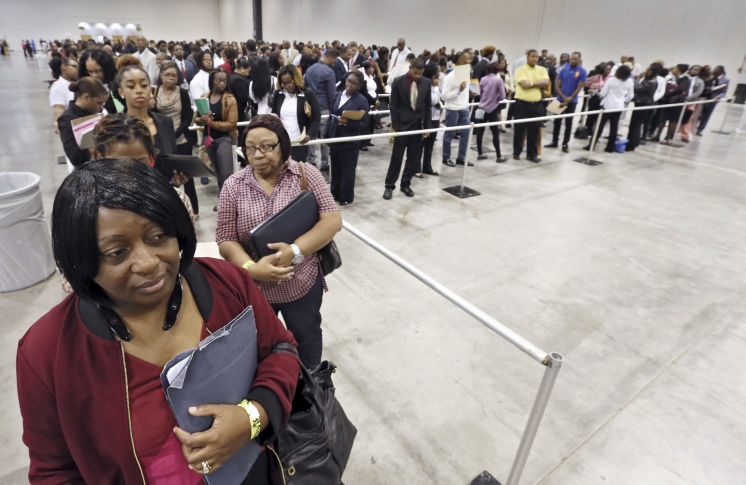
[160, 305, 260, 485]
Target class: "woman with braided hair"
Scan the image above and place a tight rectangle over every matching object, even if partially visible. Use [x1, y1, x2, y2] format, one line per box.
[92, 113, 195, 221]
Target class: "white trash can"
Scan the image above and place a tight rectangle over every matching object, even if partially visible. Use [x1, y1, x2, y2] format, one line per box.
[0, 172, 56, 292]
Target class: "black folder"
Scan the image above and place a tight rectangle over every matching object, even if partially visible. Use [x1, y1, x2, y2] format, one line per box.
[154, 154, 215, 178]
[250, 190, 319, 259]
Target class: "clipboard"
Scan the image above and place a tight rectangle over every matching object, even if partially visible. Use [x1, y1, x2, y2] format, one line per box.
[546, 99, 567, 115]
[71, 113, 103, 149]
[155, 154, 215, 178]
[161, 306, 261, 485]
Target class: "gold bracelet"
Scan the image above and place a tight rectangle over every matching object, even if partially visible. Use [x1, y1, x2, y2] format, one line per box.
[237, 399, 262, 440]
[241, 259, 255, 270]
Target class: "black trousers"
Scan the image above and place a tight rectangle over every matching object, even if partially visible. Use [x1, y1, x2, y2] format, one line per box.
[552, 102, 576, 145]
[329, 142, 360, 203]
[596, 112, 621, 151]
[290, 145, 309, 163]
[735, 84, 746, 104]
[512, 100, 544, 158]
[585, 95, 602, 130]
[421, 120, 438, 173]
[385, 132, 423, 189]
[175, 142, 199, 214]
[270, 273, 323, 369]
[475, 108, 502, 156]
[627, 108, 652, 150]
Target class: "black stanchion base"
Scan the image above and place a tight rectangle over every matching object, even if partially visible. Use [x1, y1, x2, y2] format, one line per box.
[443, 185, 481, 198]
[573, 157, 603, 166]
[470, 470, 503, 485]
[711, 130, 731, 135]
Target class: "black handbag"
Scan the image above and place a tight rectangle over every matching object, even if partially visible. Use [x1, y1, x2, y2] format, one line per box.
[574, 124, 590, 139]
[273, 344, 357, 484]
[299, 162, 342, 276]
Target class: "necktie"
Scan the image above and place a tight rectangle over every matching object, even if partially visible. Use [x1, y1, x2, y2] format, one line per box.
[180, 61, 186, 78]
[410, 80, 418, 110]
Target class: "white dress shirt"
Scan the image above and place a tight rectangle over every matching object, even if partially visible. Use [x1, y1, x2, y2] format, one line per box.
[49, 77, 73, 108]
[190, 70, 210, 100]
[279, 92, 301, 140]
[440, 70, 469, 111]
[390, 47, 412, 69]
[135, 49, 159, 85]
[600, 77, 634, 109]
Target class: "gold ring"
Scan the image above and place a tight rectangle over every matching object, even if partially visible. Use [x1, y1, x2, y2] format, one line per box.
[201, 460, 211, 474]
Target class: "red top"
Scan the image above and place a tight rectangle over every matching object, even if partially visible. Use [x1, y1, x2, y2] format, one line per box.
[216, 160, 338, 303]
[17, 258, 299, 484]
[218, 61, 233, 75]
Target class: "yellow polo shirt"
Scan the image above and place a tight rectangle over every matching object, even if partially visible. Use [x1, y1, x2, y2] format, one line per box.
[514, 64, 549, 102]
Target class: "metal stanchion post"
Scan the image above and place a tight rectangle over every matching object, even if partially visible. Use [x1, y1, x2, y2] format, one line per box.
[444, 123, 481, 198]
[505, 352, 564, 485]
[576, 109, 604, 166]
[712, 98, 734, 135]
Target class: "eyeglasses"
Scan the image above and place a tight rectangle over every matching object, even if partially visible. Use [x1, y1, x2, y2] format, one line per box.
[245, 140, 280, 155]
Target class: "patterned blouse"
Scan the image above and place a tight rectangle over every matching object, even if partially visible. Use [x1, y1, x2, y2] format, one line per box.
[216, 159, 338, 303]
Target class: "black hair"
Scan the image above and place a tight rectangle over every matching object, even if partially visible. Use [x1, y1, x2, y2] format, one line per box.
[69, 76, 108, 98]
[48, 57, 62, 78]
[93, 113, 157, 158]
[405, 52, 416, 61]
[190, 45, 201, 56]
[78, 48, 117, 84]
[235, 57, 250, 70]
[115, 64, 150, 96]
[423, 63, 439, 79]
[159, 61, 179, 77]
[410, 57, 426, 70]
[248, 57, 271, 100]
[615, 64, 632, 80]
[324, 48, 339, 59]
[196, 50, 212, 71]
[243, 114, 291, 163]
[208, 68, 230, 93]
[246, 39, 257, 51]
[52, 158, 196, 306]
[346, 70, 364, 87]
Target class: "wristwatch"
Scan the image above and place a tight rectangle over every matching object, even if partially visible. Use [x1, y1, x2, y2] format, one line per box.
[290, 244, 304, 265]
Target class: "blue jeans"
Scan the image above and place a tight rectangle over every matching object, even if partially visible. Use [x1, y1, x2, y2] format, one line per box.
[442, 108, 470, 161]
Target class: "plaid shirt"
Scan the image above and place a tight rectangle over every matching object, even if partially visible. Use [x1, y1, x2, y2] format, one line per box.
[216, 159, 338, 303]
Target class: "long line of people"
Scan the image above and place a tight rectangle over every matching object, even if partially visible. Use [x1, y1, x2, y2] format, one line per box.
[47, 35, 732, 208]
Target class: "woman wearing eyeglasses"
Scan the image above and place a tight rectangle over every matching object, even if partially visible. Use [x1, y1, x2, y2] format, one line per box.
[217, 115, 341, 369]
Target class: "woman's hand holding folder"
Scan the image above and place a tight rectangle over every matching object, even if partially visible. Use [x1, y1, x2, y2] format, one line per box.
[246, 244, 294, 283]
[174, 401, 267, 475]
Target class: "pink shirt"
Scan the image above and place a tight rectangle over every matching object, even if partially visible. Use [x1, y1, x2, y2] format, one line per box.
[216, 159, 338, 303]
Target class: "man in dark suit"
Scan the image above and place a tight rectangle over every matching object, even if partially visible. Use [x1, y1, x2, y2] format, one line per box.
[348, 42, 366, 69]
[184, 46, 201, 83]
[333, 45, 351, 86]
[383, 57, 432, 199]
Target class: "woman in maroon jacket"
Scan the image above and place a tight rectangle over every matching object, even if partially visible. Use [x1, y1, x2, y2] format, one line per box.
[16, 158, 299, 484]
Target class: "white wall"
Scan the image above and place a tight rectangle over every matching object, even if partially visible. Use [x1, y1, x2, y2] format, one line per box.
[260, 0, 746, 87]
[3, 0, 745, 86]
[217, 0, 254, 43]
[0, 0, 220, 45]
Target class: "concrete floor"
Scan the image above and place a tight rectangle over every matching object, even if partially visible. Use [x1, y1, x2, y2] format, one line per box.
[2, 51, 746, 484]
